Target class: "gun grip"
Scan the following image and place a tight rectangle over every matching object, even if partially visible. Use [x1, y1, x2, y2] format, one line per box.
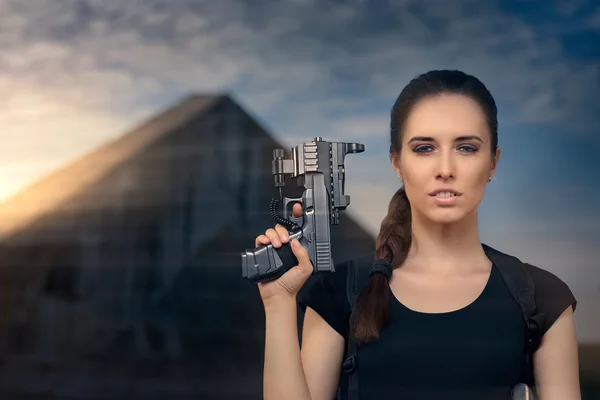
[241, 228, 307, 284]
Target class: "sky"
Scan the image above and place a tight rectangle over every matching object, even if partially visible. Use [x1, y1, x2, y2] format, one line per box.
[0, 0, 599, 341]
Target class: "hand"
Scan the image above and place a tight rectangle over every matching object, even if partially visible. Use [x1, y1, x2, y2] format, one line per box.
[254, 203, 313, 304]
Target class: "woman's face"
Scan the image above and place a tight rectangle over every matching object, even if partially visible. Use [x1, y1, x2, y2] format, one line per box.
[392, 93, 500, 225]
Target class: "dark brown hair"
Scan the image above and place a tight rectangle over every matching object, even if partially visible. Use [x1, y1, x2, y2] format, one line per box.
[348, 70, 499, 344]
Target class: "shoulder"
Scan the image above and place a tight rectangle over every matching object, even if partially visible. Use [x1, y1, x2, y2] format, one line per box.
[485, 244, 577, 336]
[297, 253, 373, 339]
[521, 262, 577, 335]
[522, 262, 576, 304]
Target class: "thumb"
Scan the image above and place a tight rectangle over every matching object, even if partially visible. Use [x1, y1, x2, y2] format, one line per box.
[291, 239, 313, 275]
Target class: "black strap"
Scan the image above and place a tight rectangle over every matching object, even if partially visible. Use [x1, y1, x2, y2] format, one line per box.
[482, 244, 542, 387]
[341, 253, 373, 400]
[341, 254, 394, 400]
[343, 257, 359, 400]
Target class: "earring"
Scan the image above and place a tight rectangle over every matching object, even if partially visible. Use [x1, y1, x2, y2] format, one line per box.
[487, 176, 492, 182]
[397, 173, 403, 182]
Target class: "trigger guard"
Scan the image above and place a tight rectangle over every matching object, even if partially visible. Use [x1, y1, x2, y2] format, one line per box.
[282, 197, 303, 222]
[289, 215, 304, 228]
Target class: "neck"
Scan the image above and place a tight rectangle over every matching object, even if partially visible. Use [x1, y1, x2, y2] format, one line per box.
[405, 209, 488, 273]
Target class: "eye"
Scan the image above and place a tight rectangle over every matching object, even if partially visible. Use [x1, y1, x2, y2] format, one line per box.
[413, 145, 434, 153]
[457, 144, 478, 153]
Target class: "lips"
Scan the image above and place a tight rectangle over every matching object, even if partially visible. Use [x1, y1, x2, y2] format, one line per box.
[428, 189, 462, 197]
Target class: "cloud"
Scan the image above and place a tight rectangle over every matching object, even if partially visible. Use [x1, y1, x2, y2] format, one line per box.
[0, 0, 597, 212]
[584, 7, 600, 29]
[0, 0, 598, 341]
[1, 0, 598, 134]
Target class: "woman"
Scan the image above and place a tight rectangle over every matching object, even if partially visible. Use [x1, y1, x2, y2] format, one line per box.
[254, 70, 580, 399]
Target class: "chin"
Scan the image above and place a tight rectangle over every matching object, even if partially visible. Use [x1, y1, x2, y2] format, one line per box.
[425, 208, 470, 225]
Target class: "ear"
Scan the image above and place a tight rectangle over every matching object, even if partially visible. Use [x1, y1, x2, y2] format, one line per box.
[489, 147, 501, 179]
[391, 153, 403, 181]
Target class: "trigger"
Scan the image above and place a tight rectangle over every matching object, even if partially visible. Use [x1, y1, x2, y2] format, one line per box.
[282, 197, 304, 227]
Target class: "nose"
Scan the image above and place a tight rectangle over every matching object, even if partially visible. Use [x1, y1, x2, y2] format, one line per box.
[435, 150, 455, 181]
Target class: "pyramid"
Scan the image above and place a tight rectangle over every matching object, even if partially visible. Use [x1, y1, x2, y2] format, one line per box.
[0, 93, 376, 398]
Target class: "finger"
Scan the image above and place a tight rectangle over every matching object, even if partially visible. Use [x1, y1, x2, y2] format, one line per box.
[274, 224, 290, 243]
[290, 239, 313, 275]
[265, 228, 281, 247]
[292, 203, 303, 218]
[255, 235, 270, 248]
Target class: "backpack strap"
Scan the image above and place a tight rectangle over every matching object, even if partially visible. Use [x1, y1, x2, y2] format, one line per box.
[482, 244, 543, 387]
[341, 253, 374, 400]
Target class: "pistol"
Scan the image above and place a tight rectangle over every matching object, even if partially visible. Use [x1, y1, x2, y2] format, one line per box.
[241, 137, 365, 284]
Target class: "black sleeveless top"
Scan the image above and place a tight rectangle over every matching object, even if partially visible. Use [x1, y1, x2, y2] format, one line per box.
[298, 259, 576, 400]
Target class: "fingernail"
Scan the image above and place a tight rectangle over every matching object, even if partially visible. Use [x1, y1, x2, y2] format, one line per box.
[282, 234, 289, 242]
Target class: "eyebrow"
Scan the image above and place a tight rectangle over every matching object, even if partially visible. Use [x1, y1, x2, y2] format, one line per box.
[407, 135, 483, 144]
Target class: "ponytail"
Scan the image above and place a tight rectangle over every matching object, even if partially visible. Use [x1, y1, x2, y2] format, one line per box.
[348, 187, 412, 344]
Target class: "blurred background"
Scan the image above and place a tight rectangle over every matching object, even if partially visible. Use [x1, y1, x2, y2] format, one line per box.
[0, 0, 598, 398]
